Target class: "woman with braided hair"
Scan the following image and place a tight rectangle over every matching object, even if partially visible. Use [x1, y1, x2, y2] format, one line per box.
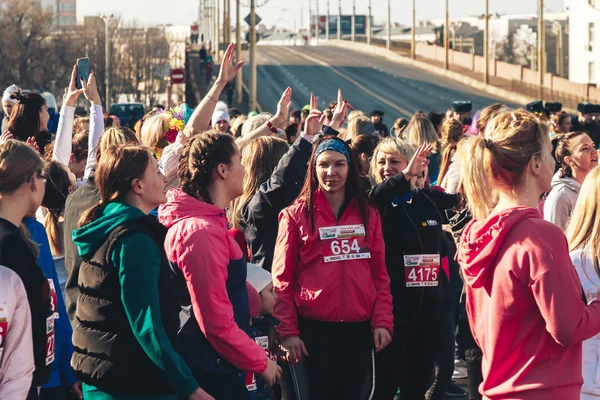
[159, 131, 281, 399]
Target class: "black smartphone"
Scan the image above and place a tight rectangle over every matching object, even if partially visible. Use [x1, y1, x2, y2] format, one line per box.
[76, 58, 90, 89]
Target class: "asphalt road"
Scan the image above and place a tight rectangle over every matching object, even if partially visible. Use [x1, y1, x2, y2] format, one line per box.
[243, 44, 520, 121]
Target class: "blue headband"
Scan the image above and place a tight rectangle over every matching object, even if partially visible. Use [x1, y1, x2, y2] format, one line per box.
[314, 139, 351, 166]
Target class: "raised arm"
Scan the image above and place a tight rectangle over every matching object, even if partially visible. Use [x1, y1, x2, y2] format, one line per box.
[183, 43, 244, 141]
[235, 87, 293, 151]
[370, 144, 433, 207]
[53, 65, 83, 165]
[81, 72, 104, 180]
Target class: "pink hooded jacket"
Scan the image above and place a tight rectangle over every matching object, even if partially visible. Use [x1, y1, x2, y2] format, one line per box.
[159, 189, 267, 375]
[457, 207, 600, 400]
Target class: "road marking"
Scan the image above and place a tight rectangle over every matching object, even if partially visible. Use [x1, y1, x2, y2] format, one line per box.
[281, 46, 413, 117]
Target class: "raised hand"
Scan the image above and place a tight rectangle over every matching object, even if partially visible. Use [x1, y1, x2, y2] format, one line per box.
[0, 131, 13, 145]
[81, 72, 102, 105]
[303, 95, 326, 138]
[402, 144, 433, 180]
[64, 64, 84, 107]
[216, 43, 244, 85]
[329, 89, 348, 131]
[271, 87, 293, 128]
[26, 136, 39, 154]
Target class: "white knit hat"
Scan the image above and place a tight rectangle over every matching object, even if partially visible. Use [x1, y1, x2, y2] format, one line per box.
[2, 85, 19, 104]
[211, 109, 230, 128]
[246, 263, 272, 294]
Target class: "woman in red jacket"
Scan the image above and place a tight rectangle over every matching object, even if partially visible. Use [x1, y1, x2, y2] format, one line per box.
[272, 136, 394, 400]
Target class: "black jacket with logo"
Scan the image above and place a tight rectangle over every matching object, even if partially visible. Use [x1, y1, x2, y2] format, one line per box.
[370, 173, 451, 321]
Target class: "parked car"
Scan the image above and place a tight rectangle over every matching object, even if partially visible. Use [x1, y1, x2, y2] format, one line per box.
[109, 103, 145, 128]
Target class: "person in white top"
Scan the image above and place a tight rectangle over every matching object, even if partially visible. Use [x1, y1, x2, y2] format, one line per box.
[567, 166, 600, 400]
[0, 265, 34, 399]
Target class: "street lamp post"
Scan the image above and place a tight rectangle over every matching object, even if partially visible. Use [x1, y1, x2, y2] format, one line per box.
[387, 0, 391, 50]
[352, 0, 356, 42]
[337, 0, 341, 40]
[250, 0, 257, 111]
[367, 0, 372, 45]
[484, 0, 490, 84]
[445, 0, 449, 69]
[100, 15, 111, 110]
[236, 0, 242, 103]
[538, 0, 545, 98]
[411, 0, 416, 58]
[326, 0, 330, 40]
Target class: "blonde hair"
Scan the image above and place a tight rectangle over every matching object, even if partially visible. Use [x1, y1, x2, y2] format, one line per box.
[458, 109, 550, 221]
[406, 117, 440, 152]
[370, 137, 416, 184]
[345, 115, 372, 141]
[72, 117, 90, 135]
[348, 110, 367, 123]
[567, 166, 600, 278]
[241, 114, 271, 137]
[140, 114, 170, 149]
[231, 115, 248, 137]
[229, 136, 289, 230]
[96, 127, 139, 161]
[438, 118, 464, 185]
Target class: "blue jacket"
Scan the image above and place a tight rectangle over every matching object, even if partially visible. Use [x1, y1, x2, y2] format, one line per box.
[25, 218, 77, 389]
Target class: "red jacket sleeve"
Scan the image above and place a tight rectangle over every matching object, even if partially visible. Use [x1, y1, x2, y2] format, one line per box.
[368, 209, 394, 335]
[531, 234, 600, 347]
[272, 209, 301, 339]
[178, 229, 267, 374]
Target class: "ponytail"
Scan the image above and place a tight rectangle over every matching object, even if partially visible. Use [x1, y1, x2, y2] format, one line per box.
[79, 203, 105, 228]
[438, 143, 457, 185]
[43, 210, 63, 256]
[458, 136, 496, 221]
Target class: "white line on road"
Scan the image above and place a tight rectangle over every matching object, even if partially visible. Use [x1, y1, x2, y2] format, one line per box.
[282, 46, 413, 117]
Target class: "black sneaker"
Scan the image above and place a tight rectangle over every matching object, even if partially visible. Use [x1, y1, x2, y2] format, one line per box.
[445, 382, 467, 397]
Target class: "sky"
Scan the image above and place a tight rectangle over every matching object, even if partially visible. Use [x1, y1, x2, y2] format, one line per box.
[77, 0, 566, 29]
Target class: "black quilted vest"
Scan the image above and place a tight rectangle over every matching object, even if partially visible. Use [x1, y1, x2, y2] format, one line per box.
[71, 215, 181, 395]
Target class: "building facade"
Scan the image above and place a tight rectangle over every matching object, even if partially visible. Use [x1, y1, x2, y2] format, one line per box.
[568, 0, 600, 84]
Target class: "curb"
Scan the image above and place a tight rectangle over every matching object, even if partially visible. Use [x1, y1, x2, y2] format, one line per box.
[322, 40, 538, 108]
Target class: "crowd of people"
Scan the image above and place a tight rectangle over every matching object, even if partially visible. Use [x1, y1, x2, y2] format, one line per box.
[3, 41, 600, 400]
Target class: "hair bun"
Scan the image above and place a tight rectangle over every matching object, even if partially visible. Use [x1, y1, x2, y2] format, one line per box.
[10, 92, 23, 102]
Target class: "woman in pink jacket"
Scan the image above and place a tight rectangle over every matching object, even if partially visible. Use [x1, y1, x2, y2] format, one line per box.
[159, 132, 281, 399]
[272, 136, 394, 400]
[456, 109, 600, 400]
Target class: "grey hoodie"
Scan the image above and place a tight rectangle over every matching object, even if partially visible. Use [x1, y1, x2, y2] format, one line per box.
[543, 171, 581, 231]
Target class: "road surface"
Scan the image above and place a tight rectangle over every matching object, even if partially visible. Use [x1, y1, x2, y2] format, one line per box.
[243, 45, 519, 121]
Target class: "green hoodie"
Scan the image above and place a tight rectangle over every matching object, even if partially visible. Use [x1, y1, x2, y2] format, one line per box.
[73, 202, 199, 400]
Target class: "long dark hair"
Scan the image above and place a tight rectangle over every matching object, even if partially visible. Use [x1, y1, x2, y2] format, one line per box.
[296, 136, 371, 233]
[79, 145, 151, 227]
[6, 93, 46, 141]
[178, 131, 237, 204]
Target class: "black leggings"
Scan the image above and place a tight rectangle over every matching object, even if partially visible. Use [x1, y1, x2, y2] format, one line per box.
[191, 370, 248, 400]
[427, 311, 456, 400]
[456, 315, 483, 400]
[374, 319, 443, 400]
[299, 318, 373, 400]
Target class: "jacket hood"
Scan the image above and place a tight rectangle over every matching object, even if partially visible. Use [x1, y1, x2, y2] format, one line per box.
[457, 207, 541, 288]
[551, 171, 581, 194]
[72, 202, 145, 258]
[158, 188, 226, 229]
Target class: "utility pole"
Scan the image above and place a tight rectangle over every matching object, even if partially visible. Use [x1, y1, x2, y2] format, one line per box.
[351, 0, 356, 42]
[236, 0, 242, 103]
[101, 16, 111, 110]
[367, 0, 372, 45]
[411, 0, 415, 58]
[326, 0, 330, 40]
[484, 0, 490, 84]
[316, 0, 320, 44]
[250, 0, 257, 111]
[215, 0, 220, 62]
[337, 0, 341, 40]
[308, 0, 312, 42]
[555, 22, 563, 77]
[538, 0, 545, 98]
[444, 0, 449, 69]
[387, 0, 391, 49]
[223, 0, 228, 43]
